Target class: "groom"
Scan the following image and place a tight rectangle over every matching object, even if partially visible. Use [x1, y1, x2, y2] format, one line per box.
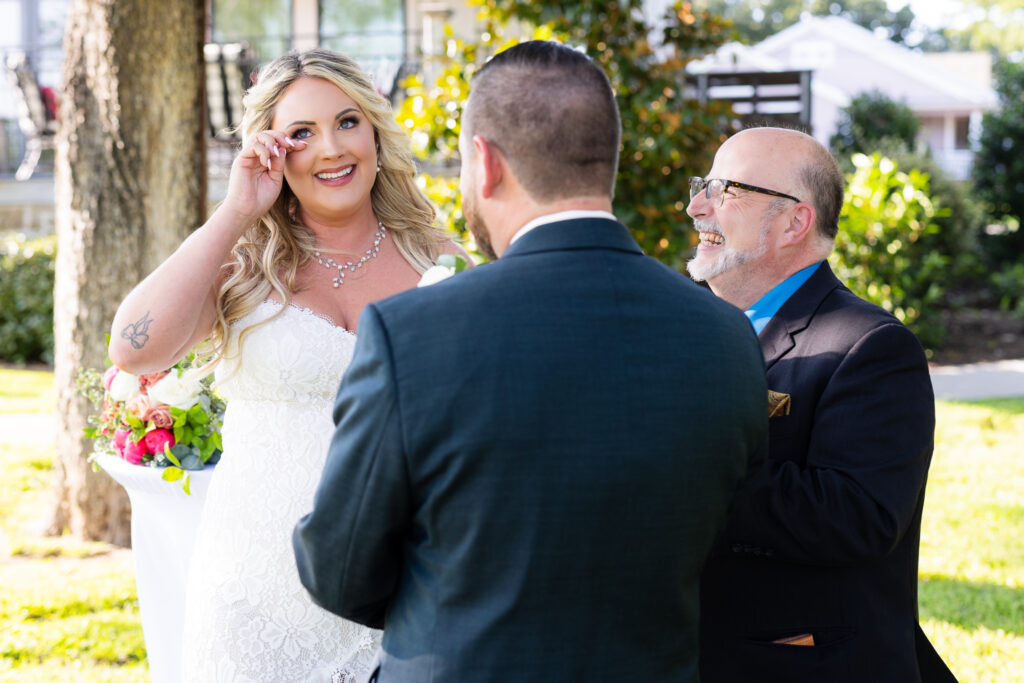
[294, 40, 768, 682]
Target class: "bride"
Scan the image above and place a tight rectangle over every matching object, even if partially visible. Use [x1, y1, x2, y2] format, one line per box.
[108, 48, 468, 681]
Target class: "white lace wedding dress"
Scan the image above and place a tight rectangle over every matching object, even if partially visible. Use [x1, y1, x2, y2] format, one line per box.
[181, 301, 381, 682]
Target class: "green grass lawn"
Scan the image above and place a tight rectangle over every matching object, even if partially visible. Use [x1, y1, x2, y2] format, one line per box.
[0, 367, 147, 682]
[0, 369, 1022, 680]
[919, 397, 1024, 682]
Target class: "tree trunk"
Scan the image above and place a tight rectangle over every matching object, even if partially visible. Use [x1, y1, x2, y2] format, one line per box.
[50, 0, 207, 545]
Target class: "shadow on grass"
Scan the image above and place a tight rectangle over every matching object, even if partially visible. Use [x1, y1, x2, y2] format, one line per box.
[919, 574, 1024, 636]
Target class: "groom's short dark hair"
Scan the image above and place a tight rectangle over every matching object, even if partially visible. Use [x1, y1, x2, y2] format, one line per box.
[465, 40, 621, 202]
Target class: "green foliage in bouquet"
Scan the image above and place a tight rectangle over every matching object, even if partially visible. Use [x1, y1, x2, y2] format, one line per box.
[830, 153, 948, 349]
[78, 353, 225, 494]
[397, 0, 735, 269]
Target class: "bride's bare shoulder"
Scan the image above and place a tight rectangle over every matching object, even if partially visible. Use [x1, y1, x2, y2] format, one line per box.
[439, 240, 475, 268]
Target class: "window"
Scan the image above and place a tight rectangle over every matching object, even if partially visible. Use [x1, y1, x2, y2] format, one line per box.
[954, 115, 970, 150]
[37, 0, 69, 85]
[211, 0, 292, 61]
[319, 0, 404, 95]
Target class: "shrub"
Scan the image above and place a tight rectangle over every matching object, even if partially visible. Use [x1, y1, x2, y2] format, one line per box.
[830, 153, 947, 349]
[973, 57, 1024, 264]
[0, 234, 55, 365]
[830, 89, 921, 160]
[991, 263, 1024, 317]
[835, 140, 996, 314]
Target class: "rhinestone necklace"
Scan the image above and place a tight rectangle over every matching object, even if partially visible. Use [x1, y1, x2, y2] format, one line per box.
[313, 221, 387, 288]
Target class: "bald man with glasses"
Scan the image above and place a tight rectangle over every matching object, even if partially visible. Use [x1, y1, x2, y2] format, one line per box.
[687, 127, 956, 682]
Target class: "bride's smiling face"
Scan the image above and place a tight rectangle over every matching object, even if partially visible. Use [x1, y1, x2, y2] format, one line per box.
[271, 77, 378, 224]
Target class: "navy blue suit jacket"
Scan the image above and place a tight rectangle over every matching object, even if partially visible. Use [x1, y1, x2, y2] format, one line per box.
[294, 218, 768, 682]
[699, 262, 955, 682]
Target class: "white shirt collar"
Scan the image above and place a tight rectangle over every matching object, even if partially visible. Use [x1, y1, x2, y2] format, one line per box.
[508, 210, 618, 246]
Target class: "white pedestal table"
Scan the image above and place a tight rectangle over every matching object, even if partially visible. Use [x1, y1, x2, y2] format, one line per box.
[97, 453, 217, 683]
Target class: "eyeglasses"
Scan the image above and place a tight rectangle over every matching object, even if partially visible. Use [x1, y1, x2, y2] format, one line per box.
[689, 176, 801, 207]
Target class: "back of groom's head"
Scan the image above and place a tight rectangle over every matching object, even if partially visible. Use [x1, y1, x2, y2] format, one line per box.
[465, 40, 621, 202]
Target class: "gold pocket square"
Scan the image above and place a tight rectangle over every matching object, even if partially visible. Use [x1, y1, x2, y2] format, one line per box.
[772, 633, 815, 646]
[768, 390, 791, 418]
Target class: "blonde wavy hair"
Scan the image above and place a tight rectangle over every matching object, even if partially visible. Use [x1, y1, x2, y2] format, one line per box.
[198, 48, 446, 371]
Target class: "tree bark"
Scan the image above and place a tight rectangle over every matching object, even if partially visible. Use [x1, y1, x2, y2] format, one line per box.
[50, 0, 207, 545]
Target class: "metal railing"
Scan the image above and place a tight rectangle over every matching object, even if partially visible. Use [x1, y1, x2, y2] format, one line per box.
[0, 29, 419, 179]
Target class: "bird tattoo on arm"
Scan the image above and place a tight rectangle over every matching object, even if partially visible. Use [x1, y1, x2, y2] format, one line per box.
[121, 311, 153, 350]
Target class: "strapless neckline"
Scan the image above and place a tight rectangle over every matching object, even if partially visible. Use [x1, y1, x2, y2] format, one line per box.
[258, 299, 357, 337]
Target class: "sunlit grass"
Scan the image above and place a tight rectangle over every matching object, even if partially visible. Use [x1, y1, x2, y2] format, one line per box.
[1, 370, 1023, 680]
[0, 367, 56, 413]
[0, 441, 54, 552]
[918, 398, 1024, 681]
[1, 368, 147, 680]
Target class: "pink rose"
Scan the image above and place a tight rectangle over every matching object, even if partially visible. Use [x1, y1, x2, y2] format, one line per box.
[144, 428, 176, 454]
[144, 403, 173, 429]
[126, 395, 151, 420]
[139, 370, 171, 394]
[102, 366, 120, 391]
[113, 428, 131, 452]
[122, 435, 150, 464]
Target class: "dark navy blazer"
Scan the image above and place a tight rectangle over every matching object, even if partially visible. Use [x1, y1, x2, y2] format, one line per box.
[294, 218, 769, 682]
[699, 262, 956, 683]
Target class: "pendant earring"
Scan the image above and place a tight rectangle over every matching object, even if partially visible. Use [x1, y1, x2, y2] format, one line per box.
[376, 145, 382, 173]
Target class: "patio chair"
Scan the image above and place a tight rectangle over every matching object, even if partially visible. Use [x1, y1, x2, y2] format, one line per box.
[4, 51, 57, 181]
[205, 42, 257, 143]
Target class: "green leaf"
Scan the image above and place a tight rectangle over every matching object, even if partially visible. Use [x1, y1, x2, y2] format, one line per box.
[182, 474, 191, 495]
[161, 467, 183, 482]
[162, 444, 182, 468]
[180, 454, 203, 470]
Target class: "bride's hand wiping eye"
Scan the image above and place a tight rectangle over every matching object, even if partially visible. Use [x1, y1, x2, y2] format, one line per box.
[223, 131, 307, 224]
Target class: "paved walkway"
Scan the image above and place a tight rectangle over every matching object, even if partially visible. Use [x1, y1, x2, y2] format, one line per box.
[929, 359, 1024, 401]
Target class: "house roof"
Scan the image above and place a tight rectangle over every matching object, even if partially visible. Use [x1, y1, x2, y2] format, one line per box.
[690, 15, 997, 113]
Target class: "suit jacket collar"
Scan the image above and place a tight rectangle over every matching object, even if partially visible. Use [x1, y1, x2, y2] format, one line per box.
[758, 261, 843, 370]
[501, 218, 644, 259]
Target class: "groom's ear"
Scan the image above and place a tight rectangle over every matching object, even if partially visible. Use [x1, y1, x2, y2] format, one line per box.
[473, 135, 503, 199]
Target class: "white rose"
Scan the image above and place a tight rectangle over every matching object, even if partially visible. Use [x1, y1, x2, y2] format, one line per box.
[148, 372, 204, 410]
[417, 265, 456, 287]
[107, 370, 142, 402]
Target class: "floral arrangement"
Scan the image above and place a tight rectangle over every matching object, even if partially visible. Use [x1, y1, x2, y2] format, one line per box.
[78, 354, 224, 494]
[418, 254, 468, 287]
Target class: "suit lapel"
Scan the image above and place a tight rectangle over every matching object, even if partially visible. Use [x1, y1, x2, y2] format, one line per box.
[759, 262, 843, 372]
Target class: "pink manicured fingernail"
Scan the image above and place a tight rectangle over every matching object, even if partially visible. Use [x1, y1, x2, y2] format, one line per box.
[273, 144, 281, 157]
[284, 136, 294, 146]
[267, 158, 272, 172]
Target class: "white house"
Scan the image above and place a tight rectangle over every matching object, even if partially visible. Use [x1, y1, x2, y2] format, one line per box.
[689, 15, 999, 179]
